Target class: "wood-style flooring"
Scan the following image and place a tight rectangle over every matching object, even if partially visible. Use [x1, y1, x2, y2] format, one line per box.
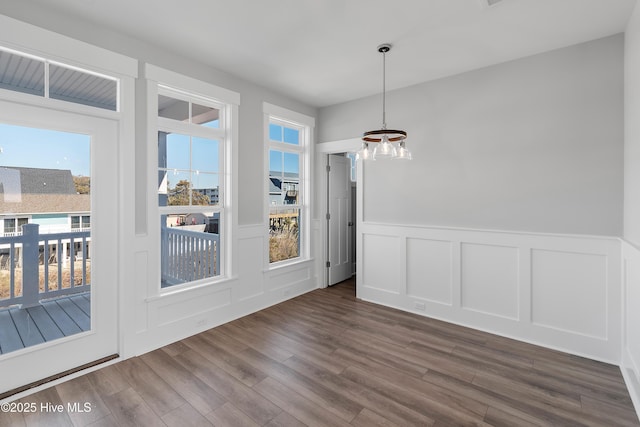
[2, 278, 638, 426]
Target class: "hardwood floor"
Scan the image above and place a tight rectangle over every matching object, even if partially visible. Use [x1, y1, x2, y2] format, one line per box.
[2, 278, 638, 426]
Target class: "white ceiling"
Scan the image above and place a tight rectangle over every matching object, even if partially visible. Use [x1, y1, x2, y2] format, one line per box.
[0, 0, 636, 107]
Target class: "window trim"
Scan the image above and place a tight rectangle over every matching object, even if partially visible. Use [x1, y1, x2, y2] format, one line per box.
[263, 103, 314, 269]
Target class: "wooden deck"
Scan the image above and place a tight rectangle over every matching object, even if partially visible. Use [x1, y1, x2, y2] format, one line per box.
[0, 293, 90, 355]
[5, 278, 639, 426]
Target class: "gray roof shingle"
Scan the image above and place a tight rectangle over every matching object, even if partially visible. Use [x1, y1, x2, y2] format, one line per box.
[0, 167, 89, 214]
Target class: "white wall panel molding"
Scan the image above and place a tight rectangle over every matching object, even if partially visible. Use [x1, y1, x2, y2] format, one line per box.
[531, 249, 607, 339]
[622, 240, 640, 409]
[358, 222, 622, 363]
[406, 238, 453, 305]
[236, 224, 268, 302]
[362, 233, 402, 295]
[461, 243, 520, 321]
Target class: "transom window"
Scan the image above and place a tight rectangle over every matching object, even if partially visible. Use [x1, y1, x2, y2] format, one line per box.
[265, 104, 313, 265]
[0, 46, 119, 111]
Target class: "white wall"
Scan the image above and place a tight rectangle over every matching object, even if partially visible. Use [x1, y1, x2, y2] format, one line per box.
[320, 35, 624, 236]
[623, 0, 640, 414]
[625, 1, 640, 246]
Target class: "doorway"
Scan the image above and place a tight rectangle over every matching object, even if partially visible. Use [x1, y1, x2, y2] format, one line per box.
[0, 101, 119, 394]
[326, 153, 357, 287]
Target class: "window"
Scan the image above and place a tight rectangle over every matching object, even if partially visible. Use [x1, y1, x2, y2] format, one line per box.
[71, 215, 91, 230]
[265, 104, 313, 265]
[0, 47, 118, 111]
[157, 85, 230, 288]
[3, 217, 28, 236]
[346, 152, 357, 182]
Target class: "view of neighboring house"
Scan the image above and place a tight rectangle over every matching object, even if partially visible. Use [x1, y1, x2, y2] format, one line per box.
[0, 166, 90, 236]
[269, 172, 300, 232]
[269, 172, 299, 206]
[164, 212, 219, 234]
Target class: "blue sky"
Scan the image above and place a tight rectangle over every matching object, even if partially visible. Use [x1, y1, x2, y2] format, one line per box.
[269, 123, 300, 176]
[269, 150, 299, 176]
[0, 122, 298, 182]
[164, 133, 220, 189]
[0, 123, 91, 176]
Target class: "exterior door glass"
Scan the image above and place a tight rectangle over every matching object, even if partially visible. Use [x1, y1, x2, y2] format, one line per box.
[0, 123, 91, 355]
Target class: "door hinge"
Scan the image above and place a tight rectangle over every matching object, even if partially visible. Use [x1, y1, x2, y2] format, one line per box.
[326, 213, 331, 220]
[326, 165, 331, 172]
[326, 261, 331, 268]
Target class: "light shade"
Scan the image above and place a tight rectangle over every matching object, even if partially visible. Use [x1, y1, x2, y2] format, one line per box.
[372, 134, 396, 159]
[393, 140, 412, 160]
[356, 142, 372, 160]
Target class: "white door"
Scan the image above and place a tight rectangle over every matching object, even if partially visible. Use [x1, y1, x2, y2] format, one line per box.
[328, 154, 352, 286]
[0, 101, 118, 394]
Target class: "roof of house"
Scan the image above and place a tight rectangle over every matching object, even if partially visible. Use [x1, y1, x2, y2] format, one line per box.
[0, 193, 90, 215]
[269, 178, 281, 194]
[2, 167, 77, 195]
[0, 167, 90, 214]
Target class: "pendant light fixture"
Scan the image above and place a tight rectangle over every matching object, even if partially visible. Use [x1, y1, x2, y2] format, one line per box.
[358, 43, 411, 161]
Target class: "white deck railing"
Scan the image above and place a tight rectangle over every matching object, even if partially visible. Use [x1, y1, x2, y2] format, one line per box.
[0, 224, 90, 308]
[161, 227, 220, 287]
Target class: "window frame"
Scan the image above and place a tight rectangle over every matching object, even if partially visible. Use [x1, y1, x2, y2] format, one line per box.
[3, 216, 29, 236]
[157, 87, 227, 289]
[146, 64, 239, 294]
[70, 214, 91, 231]
[264, 103, 314, 268]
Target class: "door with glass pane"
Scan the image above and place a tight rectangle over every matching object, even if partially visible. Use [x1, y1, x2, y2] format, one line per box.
[0, 101, 118, 394]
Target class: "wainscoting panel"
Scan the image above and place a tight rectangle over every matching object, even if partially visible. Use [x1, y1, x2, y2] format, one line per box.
[358, 223, 622, 363]
[235, 233, 265, 302]
[531, 249, 607, 339]
[622, 241, 640, 414]
[460, 243, 519, 320]
[265, 263, 312, 293]
[134, 251, 149, 334]
[406, 238, 453, 305]
[152, 287, 232, 328]
[363, 233, 401, 294]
